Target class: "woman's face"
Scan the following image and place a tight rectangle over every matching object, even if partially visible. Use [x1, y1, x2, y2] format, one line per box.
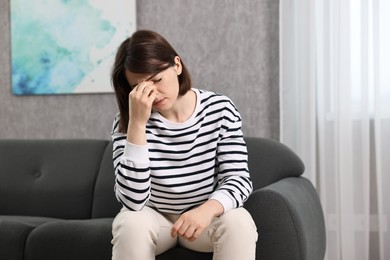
[125, 56, 183, 113]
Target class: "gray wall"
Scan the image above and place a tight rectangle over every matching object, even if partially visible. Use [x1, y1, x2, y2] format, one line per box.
[0, 0, 279, 140]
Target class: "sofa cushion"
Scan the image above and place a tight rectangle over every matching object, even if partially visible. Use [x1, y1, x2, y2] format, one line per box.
[25, 218, 113, 260]
[0, 216, 57, 260]
[0, 215, 57, 226]
[0, 140, 109, 219]
[157, 247, 212, 260]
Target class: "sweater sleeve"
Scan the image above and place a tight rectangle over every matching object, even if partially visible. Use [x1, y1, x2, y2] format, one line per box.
[111, 114, 151, 211]
[208, 100, 253, 213]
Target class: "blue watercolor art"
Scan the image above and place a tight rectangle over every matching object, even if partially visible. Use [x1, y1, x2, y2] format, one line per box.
[10, 0, 136, 95]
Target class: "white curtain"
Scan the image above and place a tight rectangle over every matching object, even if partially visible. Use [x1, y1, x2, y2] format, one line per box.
[280, 0, 390, 259]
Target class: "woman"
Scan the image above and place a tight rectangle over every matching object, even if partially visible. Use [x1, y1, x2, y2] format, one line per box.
[110, 30, 257, 260]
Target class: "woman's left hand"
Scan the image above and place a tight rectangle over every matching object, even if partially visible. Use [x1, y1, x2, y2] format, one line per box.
[171, 200, 224, 241]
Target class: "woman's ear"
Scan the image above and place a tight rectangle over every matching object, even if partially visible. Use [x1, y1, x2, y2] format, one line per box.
[174, 56, 182, 75]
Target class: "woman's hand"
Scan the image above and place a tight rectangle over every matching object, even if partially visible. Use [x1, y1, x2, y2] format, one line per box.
[129, 81, 158, 125]
[171, 200, 224, 242]
[126, 81, 158, 145]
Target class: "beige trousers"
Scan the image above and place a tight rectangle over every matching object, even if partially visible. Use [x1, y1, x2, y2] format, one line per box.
[111, 206, 258, 260]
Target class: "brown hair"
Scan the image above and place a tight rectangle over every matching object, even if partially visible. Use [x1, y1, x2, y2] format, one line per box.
[111, 30, 192, 133]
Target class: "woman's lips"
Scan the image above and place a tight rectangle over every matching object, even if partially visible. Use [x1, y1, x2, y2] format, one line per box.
[153, 98, 165, 106]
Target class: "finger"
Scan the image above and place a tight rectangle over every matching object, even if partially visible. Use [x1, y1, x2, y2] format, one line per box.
[177, 222, 190, 237]
[139, 81, 153, 90]
[188, 228, 202, 242]
[131, 84, 156, 105]
[133, 82, 143, 93]
[183, 226, 196, 240]
[143, 84, 157, 96]
[132, 81, 152, 95]
[171, 219, 183, 238]
[142, 85, 149, 94]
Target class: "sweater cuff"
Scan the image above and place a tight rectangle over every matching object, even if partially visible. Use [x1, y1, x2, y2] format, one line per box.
[209, 192, 235, 213]
[123, 141, 149, 163]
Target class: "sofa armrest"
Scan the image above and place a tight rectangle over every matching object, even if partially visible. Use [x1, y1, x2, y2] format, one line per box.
[244, 177, 326, 260]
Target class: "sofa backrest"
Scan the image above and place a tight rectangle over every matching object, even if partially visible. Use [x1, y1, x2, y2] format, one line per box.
[0, 139, 109, 219]
[0, 138, 304, 219]
[91, 142, 121, 218]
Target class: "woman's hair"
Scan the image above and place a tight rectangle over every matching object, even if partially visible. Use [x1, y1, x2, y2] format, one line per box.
[111, 30, 192, 133]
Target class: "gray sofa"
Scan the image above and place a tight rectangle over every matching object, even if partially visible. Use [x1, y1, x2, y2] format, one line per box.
[0, 138, 326, 260]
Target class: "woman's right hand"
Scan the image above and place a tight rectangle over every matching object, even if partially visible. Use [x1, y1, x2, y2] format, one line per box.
[129, 81, 158, 125]
[126, 81, 158, 145]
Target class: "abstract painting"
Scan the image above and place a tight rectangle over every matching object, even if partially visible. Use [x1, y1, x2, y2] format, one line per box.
[10, 0, 136, 95]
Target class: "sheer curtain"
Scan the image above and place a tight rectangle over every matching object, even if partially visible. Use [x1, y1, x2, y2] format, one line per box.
[280, 0, 390, 259]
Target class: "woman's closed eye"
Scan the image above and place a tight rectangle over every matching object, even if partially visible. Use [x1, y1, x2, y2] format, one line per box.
[152, 78, 162, 84]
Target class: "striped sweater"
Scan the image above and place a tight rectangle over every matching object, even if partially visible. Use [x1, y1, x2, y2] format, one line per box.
[111, 89, 253, 214]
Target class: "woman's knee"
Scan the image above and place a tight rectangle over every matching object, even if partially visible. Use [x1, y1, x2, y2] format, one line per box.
[216, 207, 257, 239]
[112, 207, 160, 240]
[209, 208, 257, 260]
[112, 207, 163, 260]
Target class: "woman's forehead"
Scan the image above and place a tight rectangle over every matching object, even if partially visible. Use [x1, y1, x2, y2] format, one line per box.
[125, 70, 158, 85]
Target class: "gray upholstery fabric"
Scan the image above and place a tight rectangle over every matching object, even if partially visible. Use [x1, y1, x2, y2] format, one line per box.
[0, 215, 58, 225]
[245, 177, 326, 260]
[91, 142, 122, 218]
[25, 218, 113, 260]
[245, 137, 305, 189]
[157, 247, 212, 260]
[0, 216, 56, 260]
[0, 139, 108, 219]
[0, 220, 34, 260]
[0, 138, 326, 260]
